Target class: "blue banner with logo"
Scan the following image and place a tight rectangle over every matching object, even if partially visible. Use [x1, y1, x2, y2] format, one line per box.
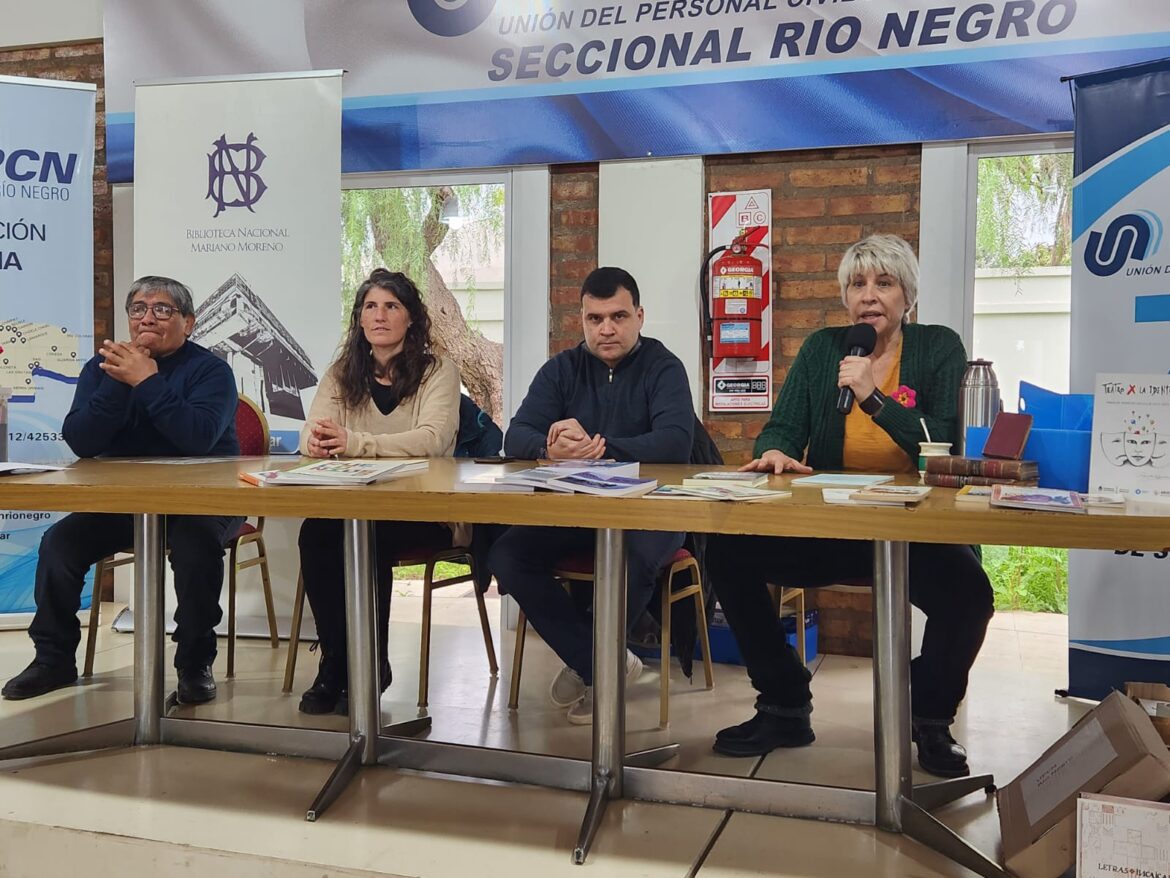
[0, 76, 96, 622]
[102, 0, 1170, 180]
[1068, 57, 1170, 698]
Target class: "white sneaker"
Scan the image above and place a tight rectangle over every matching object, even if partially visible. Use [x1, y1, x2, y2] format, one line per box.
[567, 687, 593, 725]
[565, 651, 645, 726]
[549, 666, 586, 708]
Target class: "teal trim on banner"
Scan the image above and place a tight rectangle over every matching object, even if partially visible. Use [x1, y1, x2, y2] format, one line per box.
[1073, 126, 1170, 239]
[1071, 636, 1170, 657]
[1136, 294, 1170, 323]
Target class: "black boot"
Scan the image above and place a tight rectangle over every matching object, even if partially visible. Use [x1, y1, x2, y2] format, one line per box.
[912, 722, 970, 778]
[2, 659, 77, 700]
[713, 709, 815, 756]
[299, 654, 347, 715]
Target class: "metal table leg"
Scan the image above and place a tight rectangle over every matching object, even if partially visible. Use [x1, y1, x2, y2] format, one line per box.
[573, 528, 626, 865]
[135, 514, 166, 744]
[307, 519, 430, 822]
[872, 540, 1006, 878]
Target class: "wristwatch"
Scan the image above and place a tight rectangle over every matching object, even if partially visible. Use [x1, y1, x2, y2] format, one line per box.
[859, 389, 886, 416]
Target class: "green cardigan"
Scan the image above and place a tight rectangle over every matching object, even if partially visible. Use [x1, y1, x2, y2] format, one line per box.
[754, 323, 968, 469]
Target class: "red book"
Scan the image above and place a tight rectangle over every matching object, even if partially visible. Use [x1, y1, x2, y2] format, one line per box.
[925, 456, 1038, 480]
[981, 412, 1033, 460]
[925, 473, 1039, 488]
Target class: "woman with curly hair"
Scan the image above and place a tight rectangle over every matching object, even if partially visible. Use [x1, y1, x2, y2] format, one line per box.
[296, 269, 461, 715]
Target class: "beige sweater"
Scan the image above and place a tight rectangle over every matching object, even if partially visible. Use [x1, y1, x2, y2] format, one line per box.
[298, 355, 460, 458]
[298, 356, 468, 545]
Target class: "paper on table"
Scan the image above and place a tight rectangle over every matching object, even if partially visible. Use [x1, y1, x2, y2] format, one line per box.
[1019, 716, 1117, 826]
[791, 473, 894, 487]
[0, 462, 65, 475]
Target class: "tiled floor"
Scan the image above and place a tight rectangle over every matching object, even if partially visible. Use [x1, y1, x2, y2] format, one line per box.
[0, 595, 1086, 877]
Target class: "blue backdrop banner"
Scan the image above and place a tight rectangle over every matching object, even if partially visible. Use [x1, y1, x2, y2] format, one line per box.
[102, 0, 1170, 180]
[1068, 57, 1170, 699]
[0, 75, 96, 620]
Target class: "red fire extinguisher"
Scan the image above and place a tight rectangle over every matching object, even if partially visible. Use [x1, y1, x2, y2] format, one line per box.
[703, 231, 767, 359]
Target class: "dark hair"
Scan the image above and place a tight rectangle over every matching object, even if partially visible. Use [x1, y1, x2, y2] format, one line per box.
[332, 269, 436, 411]
[126, 276, 195, 316]
[581, 266, 640, 307]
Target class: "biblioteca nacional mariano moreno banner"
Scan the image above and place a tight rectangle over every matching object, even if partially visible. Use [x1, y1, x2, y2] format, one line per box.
[103, 0, 1170, 179]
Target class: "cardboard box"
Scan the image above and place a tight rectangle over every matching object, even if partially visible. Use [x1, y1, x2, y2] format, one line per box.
[1126, 681, 1170, 747]
[1076, 793, 1170, 878]
[997, 691, 1170, 878]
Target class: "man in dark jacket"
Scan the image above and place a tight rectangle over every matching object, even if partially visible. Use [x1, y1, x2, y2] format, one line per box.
[489, 266, 693, 724]
[1, 276, 243, 706]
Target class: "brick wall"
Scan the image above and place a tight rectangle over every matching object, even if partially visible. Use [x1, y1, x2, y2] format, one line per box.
[548, 164, 599, 355]
[0, 40, 112, 343]
[704, 145, 921, 465]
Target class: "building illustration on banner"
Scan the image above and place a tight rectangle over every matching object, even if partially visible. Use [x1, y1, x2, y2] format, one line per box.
[192, 273, 316, 421]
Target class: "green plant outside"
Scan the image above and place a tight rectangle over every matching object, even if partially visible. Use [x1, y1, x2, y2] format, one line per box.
[982, 545, 1068, 613]
[393, 560, 471, 581]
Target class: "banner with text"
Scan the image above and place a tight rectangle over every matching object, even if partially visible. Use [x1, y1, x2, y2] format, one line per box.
[0, 76, 95, 622]
[103, 0, 1170, 179]
[133, 72, 343, 452]
[1068, 58, 1170, 699]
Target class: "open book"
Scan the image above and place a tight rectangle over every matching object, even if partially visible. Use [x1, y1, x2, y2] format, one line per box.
[492, 462, 657, 497]
[241, 458, 428, 486]
[650, 483, 790, 502]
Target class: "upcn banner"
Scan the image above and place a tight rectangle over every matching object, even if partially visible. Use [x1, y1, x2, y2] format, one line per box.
[133, 72, 343, 452]
[1067, 58, 1170, 699]
[0, 76, 95, 622]
[103, 0, 1170, 180]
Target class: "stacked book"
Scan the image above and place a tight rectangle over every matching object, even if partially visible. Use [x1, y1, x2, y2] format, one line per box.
[923, 456, 1038, 489]
[458, 460, 658, 497]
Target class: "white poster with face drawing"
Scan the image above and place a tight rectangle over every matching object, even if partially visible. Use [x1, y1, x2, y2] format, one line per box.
[1088, 374, 1170, 501]
[133, 71, 343, 453]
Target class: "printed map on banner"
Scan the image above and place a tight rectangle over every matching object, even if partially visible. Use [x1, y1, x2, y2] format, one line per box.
[0, 321, 83, 402]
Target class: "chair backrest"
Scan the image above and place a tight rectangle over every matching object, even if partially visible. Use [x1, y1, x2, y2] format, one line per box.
[236, 394, 269, 456]
[455, 393, 503, 458]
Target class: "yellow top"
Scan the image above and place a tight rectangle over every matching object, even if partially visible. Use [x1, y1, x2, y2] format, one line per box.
[842, 338, 916, 474]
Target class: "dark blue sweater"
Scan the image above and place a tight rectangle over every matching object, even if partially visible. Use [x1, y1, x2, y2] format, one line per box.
[505, 337, 693, 463]
[63, 340, 239, 458]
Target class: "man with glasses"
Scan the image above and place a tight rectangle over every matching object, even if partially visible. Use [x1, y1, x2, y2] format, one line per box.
[2, 276, 243, 705]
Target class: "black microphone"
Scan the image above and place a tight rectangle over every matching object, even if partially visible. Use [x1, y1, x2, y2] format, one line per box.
[836, 323, 878, 415]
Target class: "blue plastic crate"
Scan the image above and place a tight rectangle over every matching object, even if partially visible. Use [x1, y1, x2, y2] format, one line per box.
[708, 608, 818, 665]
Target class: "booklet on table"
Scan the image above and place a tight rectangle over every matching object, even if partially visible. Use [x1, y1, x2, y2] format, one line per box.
[791, 473, 894, 488]
[241, 458, 428, 486]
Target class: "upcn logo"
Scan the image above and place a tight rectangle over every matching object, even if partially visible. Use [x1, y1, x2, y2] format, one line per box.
[1083, 211, 1164, 277]
[408, 0, 496, 36]
[0, 149, 78, 184]
[206, 133, 267, 218]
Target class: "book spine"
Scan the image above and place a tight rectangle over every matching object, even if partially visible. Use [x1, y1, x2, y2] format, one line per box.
[924, 457, 1038, 479]
[925, 473, 1039, 488]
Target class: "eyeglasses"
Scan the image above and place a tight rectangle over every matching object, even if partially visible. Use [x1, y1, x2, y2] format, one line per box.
[127, 302, 179, 320]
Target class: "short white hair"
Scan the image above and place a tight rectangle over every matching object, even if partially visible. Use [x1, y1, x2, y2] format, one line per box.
[837, 235, 919, 319]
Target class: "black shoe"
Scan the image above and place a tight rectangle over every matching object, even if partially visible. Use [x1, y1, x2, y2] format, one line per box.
[712, 710, 815, 757]
[1, 660, 77, 700]
[913, 723, 970, 778]
[299, 667, 346, 715]
[177, 665, 217, 705]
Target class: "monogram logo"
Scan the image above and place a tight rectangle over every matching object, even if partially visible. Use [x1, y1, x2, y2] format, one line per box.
[408, 0, 496, 36]
[206, 133, 267, 218]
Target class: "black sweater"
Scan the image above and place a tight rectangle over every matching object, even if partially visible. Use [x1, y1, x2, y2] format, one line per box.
[505, 337, 693, 463]
[63, 340, 239, 458]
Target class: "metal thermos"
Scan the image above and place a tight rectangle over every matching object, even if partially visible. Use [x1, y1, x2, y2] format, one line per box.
[957, 359, 1001, 455]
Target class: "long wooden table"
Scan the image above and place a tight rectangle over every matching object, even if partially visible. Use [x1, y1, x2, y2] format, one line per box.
[2, 457, 1168, 875]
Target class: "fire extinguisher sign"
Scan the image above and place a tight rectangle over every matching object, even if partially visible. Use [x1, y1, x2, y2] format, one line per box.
[708, 189, 773, 412]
